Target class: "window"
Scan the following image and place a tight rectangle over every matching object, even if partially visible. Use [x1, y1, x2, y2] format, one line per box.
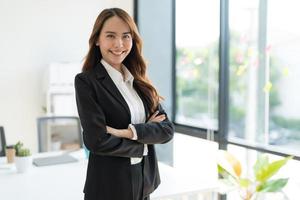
[228, 0, 300, 155]
[175, 0, 220, 130]
[137, 0, 299, 163]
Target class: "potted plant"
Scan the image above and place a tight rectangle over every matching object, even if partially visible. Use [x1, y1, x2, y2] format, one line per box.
[217, 150, 293, 200]
[14, 141, 32, 173]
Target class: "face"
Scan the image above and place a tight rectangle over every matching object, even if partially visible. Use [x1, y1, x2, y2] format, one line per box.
[97, 16, 133, 69]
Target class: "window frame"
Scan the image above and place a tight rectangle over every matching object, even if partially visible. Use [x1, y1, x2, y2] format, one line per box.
[134, 0, 300, 161]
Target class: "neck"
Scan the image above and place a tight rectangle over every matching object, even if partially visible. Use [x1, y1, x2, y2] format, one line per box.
[115, 66, 123, 74]
[109, 63, 122, 73]
[114, 65, 125, 80]
[101, 59, 125, 79]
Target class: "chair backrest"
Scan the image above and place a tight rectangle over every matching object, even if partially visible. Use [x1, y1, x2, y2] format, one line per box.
[37, 116, 83, 152]
[0, 126, 6, 156]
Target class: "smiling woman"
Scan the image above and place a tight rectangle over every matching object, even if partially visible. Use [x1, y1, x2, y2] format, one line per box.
[75, 7, 174, 200]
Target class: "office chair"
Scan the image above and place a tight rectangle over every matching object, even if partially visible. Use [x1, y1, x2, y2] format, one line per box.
[37, 116, 83, 152]
[0, 126, 6, 156]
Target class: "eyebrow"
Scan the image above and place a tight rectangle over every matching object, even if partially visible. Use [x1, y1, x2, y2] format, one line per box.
[104, 31, 131, 35]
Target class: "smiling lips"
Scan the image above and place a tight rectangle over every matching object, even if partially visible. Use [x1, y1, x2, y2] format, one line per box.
[109, 50, 126, 56]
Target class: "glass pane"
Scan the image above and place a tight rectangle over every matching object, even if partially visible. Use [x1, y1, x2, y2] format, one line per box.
[268, 1, 300, 153]
[229, 0, 300, 155]
[175, 0, 219, 130]
[228, 0, 261, 141]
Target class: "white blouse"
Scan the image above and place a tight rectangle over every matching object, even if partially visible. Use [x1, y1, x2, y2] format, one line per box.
[101, 59, 148, 165]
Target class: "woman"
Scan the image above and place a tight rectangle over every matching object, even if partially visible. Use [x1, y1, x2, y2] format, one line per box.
[75, 8, 174, 200]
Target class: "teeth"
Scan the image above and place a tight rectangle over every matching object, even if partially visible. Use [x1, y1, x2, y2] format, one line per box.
[110, 51, 124, 55]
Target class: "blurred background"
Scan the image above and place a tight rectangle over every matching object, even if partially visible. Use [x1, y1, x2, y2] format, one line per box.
[1, 0, 300, 199]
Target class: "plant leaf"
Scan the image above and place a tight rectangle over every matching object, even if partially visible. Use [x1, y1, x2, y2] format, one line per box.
[224, 151, 242, 177]
[218, 164, 235, 179]
[257, 178, 289, 192]
[256, 156, 293, 182]
[239, 178, 252, 188]
[217, 150, 242, 178]
[254, 154, 269, 180]
[218, 164, 238, 186]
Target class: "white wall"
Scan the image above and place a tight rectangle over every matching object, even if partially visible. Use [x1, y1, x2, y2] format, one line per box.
[0, 0, 133, 152]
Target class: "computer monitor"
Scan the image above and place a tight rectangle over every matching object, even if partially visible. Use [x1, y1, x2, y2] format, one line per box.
[0, 126, 6, 156]
[37, 116, 83, 152]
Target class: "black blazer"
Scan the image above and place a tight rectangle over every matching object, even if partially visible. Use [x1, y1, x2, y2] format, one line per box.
[75, 62, 174, 200]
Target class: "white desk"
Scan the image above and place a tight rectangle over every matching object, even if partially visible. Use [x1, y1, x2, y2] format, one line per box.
[0, 150, 218, 200]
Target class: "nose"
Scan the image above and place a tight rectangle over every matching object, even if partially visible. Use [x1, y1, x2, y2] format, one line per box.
[114, 37, 124, 48]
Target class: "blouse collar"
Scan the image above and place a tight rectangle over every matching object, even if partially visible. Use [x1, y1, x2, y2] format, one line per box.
[101, 59, 134, 86]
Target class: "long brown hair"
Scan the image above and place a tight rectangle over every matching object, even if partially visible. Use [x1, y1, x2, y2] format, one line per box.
[82, 8, 162, 114]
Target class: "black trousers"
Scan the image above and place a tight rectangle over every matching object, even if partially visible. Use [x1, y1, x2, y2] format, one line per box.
[130, 160, 150, 200]
[84, 161, 150, 200]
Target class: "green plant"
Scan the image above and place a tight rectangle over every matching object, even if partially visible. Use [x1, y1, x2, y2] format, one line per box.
[217, 150, 293, 200]
[14, 141, 31, 157]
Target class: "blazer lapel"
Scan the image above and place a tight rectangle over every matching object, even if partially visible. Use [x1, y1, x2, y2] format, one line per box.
[93, 63, 131, 118]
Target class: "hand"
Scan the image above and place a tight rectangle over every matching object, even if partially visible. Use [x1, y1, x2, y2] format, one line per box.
[106, 126, 115, 135]
[148, 110, 166, 123]
[106, 126, 133, 139]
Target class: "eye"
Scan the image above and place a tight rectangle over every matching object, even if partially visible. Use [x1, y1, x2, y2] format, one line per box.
[106, 34, 115, 38]
[123, 34, 131, 39]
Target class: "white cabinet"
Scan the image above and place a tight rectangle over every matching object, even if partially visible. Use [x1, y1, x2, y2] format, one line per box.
[45, 62, 81, 115]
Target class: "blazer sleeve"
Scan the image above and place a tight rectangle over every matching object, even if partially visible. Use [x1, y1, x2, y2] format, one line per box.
[132, 104, 175, 144]
[75, 74, 144, 158]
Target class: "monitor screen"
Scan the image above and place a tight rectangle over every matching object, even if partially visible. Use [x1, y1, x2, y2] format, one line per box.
[0, 127, 6, 156]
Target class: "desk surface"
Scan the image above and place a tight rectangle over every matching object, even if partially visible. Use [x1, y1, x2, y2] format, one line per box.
[0, 150, 218, 200]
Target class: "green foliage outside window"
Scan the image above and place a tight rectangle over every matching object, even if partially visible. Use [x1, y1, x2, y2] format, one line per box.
[176, 31, 300, 142]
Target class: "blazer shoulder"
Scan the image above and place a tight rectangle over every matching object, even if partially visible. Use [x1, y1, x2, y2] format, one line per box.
[75, 69, 95, 78]
[75, 69, 97, 83]
[75, 72, 87, 85]
[75, 63, 106, 82]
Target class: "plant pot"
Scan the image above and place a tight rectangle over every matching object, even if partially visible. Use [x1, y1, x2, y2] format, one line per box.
[15, 156, 33, 173]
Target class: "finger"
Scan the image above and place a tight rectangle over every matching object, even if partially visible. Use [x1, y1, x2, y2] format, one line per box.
[154, 114, 165, 120]
[157, 115, 166, 121]
[151, 111, 159, 117]
[149, 111, 159, 120]
[151, 118, 165, 123]
[155, 118, 165, 122]
[150, 115, 166, 122]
